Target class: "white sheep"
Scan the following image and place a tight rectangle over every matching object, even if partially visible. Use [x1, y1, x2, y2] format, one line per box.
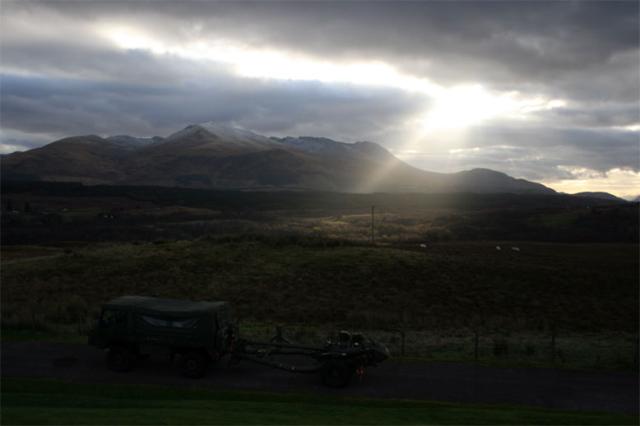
[511, 246, 520, 252]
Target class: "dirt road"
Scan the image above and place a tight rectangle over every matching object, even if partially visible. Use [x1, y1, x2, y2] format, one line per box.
[2, 341, 638, 415]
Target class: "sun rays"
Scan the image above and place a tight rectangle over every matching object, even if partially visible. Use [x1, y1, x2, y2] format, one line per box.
[101, 25, 565, 135]
[100, 25, 574, 192]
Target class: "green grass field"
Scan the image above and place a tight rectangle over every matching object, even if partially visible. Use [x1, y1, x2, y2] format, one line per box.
[2, 378, 636, 425]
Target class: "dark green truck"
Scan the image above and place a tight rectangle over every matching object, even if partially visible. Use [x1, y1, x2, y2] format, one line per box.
[89, 296, 236, 378]
[90, 295, 389, 386]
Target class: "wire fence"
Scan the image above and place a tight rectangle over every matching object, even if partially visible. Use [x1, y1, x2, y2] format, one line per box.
[239, 324, 639, 371]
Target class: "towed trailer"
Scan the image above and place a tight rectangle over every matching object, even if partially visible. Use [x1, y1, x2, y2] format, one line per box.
[231, 330, 390, 387]
[89, 296, 389, 387]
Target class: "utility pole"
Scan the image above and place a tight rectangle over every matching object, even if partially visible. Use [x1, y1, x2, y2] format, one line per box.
[371, 205, 375, 245]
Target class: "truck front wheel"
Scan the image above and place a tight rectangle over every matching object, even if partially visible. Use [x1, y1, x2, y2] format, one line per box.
[107, 346, 135, 372]
[180, 350, 209, 378]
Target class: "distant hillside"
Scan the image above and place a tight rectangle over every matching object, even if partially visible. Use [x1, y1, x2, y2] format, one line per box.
[1, 122, 557, 194]
[573, 192, 626, 202]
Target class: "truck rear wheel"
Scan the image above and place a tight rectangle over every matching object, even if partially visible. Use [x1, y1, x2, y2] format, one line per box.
[180, 350, 208, 378]
[107, 346, 135, 372]
[321, 360, 353, 388]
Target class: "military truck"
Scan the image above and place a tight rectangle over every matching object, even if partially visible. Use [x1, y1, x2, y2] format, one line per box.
[88, 296, 236, 378]
[89, 295, 389, 386]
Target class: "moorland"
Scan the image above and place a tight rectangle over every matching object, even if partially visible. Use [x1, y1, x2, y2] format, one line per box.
[2, 181, 638, 370]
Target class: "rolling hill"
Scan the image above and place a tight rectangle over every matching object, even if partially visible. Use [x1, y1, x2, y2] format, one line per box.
[2, 122, 557, 194]
[572, 192, 626, 202]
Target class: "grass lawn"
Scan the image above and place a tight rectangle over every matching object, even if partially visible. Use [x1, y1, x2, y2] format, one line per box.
[1, 378, 637, 425]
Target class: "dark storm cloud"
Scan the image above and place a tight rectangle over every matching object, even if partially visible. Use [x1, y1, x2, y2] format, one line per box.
[20, 1, 637, 100]
[1, 70, 425, 143]
[0, 0, 638, 184]
[533, 102, 640, 129]
[471, 124, 640, 173]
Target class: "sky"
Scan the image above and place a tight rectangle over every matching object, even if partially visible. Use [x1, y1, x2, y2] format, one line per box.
[1, 1, 638, 197]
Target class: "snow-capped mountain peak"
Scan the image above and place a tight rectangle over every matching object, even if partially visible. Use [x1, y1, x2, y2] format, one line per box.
[197, 122, 272, 144]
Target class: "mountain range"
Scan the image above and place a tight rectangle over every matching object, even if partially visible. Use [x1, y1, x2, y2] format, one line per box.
[0, 122, 568, 194]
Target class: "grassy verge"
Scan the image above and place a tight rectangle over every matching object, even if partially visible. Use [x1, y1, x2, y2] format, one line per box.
[2, 378, 637, 425]
[0, 328, 86, 344]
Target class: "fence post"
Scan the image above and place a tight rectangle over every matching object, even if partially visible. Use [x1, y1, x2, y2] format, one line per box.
[474, 328, 480, 362]
[370, 205, 375, 245]
[550, 322, 557, 363]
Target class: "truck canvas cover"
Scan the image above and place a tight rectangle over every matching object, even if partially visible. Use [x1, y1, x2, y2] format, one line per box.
[103, 296, 229, 317]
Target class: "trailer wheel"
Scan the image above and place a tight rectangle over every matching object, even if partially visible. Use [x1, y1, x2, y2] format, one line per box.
[180, 350, 209, 378]
[107, 346, 135, 372]
[321, 360, 353, 388]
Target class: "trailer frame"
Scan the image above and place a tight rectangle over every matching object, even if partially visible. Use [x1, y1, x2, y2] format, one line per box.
[230, 330, 390, 387]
